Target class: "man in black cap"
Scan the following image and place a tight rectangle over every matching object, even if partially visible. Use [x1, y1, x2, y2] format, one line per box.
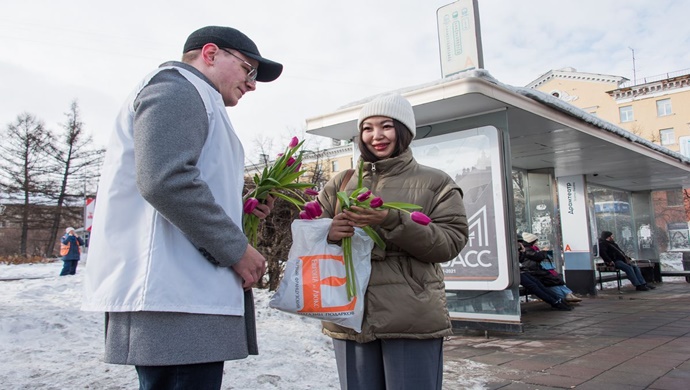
[83, 26, 282, 389]
[598, 231, 655, 291]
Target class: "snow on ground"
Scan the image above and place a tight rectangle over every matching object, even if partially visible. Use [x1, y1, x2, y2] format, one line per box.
[0, 261, 490, 389]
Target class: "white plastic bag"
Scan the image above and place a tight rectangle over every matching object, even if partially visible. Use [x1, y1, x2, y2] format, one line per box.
[269, 218, 374, 332]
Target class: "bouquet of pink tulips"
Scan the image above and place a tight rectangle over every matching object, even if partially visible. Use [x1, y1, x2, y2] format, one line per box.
[243, 137, 318, 246]
[299, 161, 431, 300]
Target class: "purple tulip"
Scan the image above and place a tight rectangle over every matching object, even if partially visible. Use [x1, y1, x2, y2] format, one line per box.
[243, 198, 259, 214]
[369, 197, 383, 208]
[293, 162, 302, 172]
[299, 210, 311, 220]
[356, 190, 372, 202]
[305, 188, 319, 196]
[286, 157, 296, 167]
[304, 201, 323, 219]
[289, 136, 299, 148]
[410, 211, 431, 226]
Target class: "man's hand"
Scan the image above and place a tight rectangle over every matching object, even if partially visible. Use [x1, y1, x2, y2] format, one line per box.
[251, 195, 275, 220]
[231, 245, 267, 290]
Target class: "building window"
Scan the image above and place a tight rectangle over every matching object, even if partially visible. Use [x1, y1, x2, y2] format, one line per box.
[656, 98, 672, 116]
[660, 128, 675, 146]
[666, 190, 684, 207]
[332, 160, 339, 172]
[680, 136, 690, 158]
[619, 106, 633, 123]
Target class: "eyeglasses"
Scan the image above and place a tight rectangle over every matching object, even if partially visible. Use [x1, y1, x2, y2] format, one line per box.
[220, 48, 258, 83]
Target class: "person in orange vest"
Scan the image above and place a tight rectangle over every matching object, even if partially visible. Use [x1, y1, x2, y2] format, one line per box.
[60, 227, 84, 276]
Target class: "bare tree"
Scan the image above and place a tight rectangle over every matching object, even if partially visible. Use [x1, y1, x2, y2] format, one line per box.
[0, 113, 54, 255]
[44, 101, 104, 256]
[301, 147, 331, 191]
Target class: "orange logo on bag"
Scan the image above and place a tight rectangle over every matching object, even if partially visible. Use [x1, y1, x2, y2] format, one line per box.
[297, 254, 356, 314]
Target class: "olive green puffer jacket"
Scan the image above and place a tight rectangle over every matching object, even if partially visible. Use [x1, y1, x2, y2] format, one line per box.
[317, 149, 469, 343]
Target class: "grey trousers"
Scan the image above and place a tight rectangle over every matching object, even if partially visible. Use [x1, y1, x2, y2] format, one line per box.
[332, 338, 444, 390]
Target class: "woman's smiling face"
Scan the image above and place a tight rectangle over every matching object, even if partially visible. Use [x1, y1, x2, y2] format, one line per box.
[360, 116, 397, 160]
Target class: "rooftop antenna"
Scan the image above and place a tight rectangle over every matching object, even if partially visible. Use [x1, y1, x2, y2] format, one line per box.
[629, 47, 636, 85]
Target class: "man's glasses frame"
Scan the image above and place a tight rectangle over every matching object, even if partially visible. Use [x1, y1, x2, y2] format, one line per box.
[220, 48, 258, 83]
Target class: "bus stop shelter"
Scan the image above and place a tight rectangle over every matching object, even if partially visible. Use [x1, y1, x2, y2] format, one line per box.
[306, 70, 690, 332]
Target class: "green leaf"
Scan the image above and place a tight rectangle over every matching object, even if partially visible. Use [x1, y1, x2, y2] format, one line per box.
[262, 177, 282, 187]
[281, 182, 316, 190]
[278, 170, 303, 185]
[349, 186, 368, 199]
[381, 202, 423, 211]
[336, 191, 351, 211]
[269, 192, 305, 208]
[362, 226, 386, 250]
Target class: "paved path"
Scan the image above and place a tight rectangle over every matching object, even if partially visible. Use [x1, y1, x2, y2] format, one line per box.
[443, 279, 690, 389]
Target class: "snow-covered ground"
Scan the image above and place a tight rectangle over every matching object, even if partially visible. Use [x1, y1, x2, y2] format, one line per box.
[0, 261, 490, 389]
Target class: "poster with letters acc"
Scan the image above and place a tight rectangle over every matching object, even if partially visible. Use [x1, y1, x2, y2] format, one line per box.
[411, 125, 511, 290]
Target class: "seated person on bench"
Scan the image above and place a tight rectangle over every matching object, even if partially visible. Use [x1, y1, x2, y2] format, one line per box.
[518, 238, 572, 311]
[520, 232, 582, 303]
[598, 231, 655, 291]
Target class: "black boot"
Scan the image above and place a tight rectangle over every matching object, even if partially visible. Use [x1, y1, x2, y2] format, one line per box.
[552, 300, 573, 311]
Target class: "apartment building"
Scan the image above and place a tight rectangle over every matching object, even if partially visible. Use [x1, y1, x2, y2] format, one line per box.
[527, 67, 690, 157]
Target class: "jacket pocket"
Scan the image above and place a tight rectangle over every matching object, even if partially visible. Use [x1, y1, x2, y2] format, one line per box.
[402, 258, 436, 295]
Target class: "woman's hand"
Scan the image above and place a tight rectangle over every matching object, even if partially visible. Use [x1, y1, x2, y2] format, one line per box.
[342, 205, 389, 227]
[328, 213, 356, 242]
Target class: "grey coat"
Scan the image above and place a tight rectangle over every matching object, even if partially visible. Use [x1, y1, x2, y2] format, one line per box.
[103, 62, 257, 366]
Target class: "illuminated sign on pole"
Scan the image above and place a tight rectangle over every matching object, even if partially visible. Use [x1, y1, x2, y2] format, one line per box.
[436, 0, 484, 77]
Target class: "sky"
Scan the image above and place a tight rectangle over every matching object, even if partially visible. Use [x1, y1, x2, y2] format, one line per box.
[0, 260, 494, 389]
[2, 0, 690, 163]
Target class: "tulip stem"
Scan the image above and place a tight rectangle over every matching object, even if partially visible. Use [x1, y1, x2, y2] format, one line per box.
[342, 236, 356, 300]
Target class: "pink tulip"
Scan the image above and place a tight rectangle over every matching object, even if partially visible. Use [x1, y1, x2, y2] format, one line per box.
[305, 201, 323, 219]
[243, 198, 259, 214]
[356, 190, 371, 202]
[286, 157, 296, 166]
[293, 162, 302, 172]
[410, 211, 431, 226]
[305, 188, 319, 196]
[370, 197, 383, 208]
[288, 136, 299, 148]
[299, 210, 311, 220]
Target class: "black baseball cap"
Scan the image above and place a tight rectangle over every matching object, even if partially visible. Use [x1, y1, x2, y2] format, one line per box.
[183, 26, 283, 82]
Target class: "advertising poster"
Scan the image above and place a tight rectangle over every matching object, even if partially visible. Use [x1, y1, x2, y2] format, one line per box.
[412, 125, 510, 290]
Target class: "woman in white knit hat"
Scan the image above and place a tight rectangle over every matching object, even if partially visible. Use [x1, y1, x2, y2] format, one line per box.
[520, 232, 582, 303]
[317, 94, 469, 389]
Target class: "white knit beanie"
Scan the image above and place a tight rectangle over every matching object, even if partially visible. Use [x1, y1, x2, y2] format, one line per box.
[357, 94, 416, 137]
[522, 232, 539, 244]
